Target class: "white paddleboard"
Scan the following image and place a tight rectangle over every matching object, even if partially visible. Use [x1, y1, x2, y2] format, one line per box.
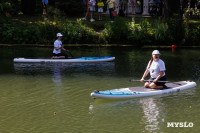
[91, 81, 196, 99]
[14, 56, 115, 63]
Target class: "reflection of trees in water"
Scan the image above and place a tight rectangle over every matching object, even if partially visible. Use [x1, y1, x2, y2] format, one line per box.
[112, 48, 149, 77]
[166, 51, 200, 81]
[14, 62, 115, 76]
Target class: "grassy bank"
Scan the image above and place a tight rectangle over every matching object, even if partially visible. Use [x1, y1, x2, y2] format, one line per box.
[0, 14, 200, 46]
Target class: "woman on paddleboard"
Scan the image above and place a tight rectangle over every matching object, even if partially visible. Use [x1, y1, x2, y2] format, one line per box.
[140, 50, 166, 89]
[52, 33, 69, 59]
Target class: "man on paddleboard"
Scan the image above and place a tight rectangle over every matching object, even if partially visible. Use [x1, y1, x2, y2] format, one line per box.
[140, 50, 166, 89]
[52, 33, 69, 59]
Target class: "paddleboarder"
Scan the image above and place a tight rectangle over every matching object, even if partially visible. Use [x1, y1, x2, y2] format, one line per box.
[140, 50, 167, 89]
[52, 33, 69, 59]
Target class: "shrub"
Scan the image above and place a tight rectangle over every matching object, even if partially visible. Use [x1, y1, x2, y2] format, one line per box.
[185, 24, 200, 45]
[102, 17, 131, 44]
[61, 21, 99, 44]
[166, 14, 186, 45]
[128, 18, 153, 45]
[152, 20, 169, 44]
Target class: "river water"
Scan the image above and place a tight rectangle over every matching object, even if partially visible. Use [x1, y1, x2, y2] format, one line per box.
[0, 46, 200, 133]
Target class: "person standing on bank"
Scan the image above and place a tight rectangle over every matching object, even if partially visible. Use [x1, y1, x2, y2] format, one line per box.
[42, 0, 48, 21]
[82, 0, 90, 21]
[106, 0, 115, 21]
[89, 0, 96, 22]
[52, 33, 69, 59]
[140, 50, 167, 89]
[97, 0, 104, 20]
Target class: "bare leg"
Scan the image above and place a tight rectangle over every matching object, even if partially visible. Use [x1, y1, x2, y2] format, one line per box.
[144, 82, 151, 88]
[52, 56, 65, 59]
[91, 11, 93, 19]
[85, 7, 89, 18]
[149, 83, 163, 89]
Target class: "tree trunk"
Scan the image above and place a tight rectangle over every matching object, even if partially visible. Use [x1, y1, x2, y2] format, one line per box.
[162, 0, 169, 20]
[179, 0, 183, 20]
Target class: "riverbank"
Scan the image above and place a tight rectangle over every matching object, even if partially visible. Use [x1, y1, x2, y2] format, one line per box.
[0, 15, 200, 46]
[2, 43, 200, 49]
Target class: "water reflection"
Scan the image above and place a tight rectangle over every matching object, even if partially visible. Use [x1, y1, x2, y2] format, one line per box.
[52, 63, 63, 87]
[51, 63, 66, 113]
[140, 98, 163, 132]
[14, 62, 115, 76]
[89, 97, 165, 132]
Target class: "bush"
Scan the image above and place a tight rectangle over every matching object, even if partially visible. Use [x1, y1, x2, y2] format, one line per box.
[0, 15, 199, 46]
[0, 19, 42, 44]
[152, 20, 169, 44]
[185, 24, 200, 45]
[0, 17, 99, 44]
[166, 15, 186, 45]
[102, 17, 131, 44]
[39, 22, 59, 44]
[62, 21, 99, 44]
[128, 18, 153, 45]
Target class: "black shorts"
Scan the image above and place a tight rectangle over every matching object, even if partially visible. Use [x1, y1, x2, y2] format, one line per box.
[149, 76, 166, 86]
[53, 53, 68, 58]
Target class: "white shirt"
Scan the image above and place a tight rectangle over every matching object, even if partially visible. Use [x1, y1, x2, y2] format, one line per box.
[147, 59, 166, 78]
[53, 40, 62, 54]
[89, 0, 96, 6]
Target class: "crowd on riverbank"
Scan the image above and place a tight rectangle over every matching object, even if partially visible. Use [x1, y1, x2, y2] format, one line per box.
[82, 0, 116, 22]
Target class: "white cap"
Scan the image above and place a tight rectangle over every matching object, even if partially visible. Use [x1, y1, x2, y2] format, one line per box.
[152, 50, 160, 55]
[57, 33, 63, 37]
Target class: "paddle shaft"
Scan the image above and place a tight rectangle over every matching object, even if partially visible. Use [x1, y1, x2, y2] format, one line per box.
[68, 51, 73, 57]
[130, 80, 169, 83]
[130, 79, 183, 86]
[64, 50, 73, 57]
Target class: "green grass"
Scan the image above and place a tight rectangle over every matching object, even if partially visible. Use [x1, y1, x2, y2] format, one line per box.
[10, 14, 159, 32]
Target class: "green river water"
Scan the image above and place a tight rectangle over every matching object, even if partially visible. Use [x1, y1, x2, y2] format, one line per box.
[0, 46, 200, 133]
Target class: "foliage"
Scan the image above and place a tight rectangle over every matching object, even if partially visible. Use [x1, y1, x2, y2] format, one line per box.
[0, 18, 41, 44]
[102, 17, 131, 44]
[184, 7, 200, 17]
[48, 6, 66, 21]
[61, 21, 99, 44]
[128, 18, 153, 45]
[0, 17, 99, 44]
[166, 14, 186, 45]
[0, 0, 19, 16]
[152, 20, 169, 44]
[185, 24, 200, 45]
[0, 14, 200, 45]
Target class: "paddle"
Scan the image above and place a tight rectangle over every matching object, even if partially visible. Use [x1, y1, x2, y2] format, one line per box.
[129, 79, 170, 83]
[68, 51, 74, 57]
[64, 50, 73, 57]
[129, 79, 182, 85]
